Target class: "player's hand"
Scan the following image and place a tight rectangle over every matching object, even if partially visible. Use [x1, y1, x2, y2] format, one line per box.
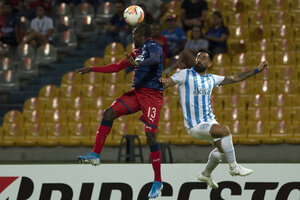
[124, 52, 138, 66]
[75, 67, 92, 74]
[159, 78, 168, 87]
[257, 61, 269, 72]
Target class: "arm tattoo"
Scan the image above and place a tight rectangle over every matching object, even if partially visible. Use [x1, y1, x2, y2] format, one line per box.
[220, 70, 256, 86]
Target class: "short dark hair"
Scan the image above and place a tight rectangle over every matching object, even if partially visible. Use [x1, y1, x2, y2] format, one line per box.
[198, 48, 213, 61]
[135, 23, 151, 38]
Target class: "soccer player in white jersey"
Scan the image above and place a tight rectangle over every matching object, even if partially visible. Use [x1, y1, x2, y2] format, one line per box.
[160, 49, 269, 189]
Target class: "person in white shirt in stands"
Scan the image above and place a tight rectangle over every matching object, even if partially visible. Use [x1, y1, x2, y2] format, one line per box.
[160, 48, 269, 189]
[23, 5, 53, 49]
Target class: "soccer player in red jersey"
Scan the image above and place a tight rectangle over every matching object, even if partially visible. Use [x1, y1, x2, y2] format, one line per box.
[75, 23, 164, 198]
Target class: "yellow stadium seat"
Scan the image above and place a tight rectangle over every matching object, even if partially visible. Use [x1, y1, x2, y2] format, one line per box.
[247, 0, 268, 12]
[113, 121, 137, 141]
[103, 55, 124, 65]
[286, 124, 300, 144]
[251, 52, 274, 68]
[251, 38, 273, 52]
[227, 120, 247, 144]
[158, 121, 180, 144]
[61, 122, 90, 146]
[88, 108, 104, 123]
[44, 109, 67, 124]
[292, 10, 300, 27]
[67, 109, 89, 124]
[87, 96, 105, 110]
[81, 84, 103, 99]
[270, 107, 292, 122]
[17, 123, 46, 146]
[39, 85, 59, 107]
[276, 80, 297, 94]
[84, 57, 103, 68]
[269, 120, 293, 143]
[228, 13, 248, 26]
[248, 93, 269, 108]
[166, 0, 182, 14]
[269, 0, 290, 11]
[24, 97, 44, 112]
[248, 12, 270, 25]
[223, 94, 247, 108]
[270, 11, 292, 27]
[275, 38, 296, 52]
[240, 120, 271, 145]
[276, 66, 297, 81]
[103, 84, 123, 98]
[225, 0, 247, 14]
[210, 94, 224, 109]
[61, 72, 82, 86]
[23, 109, 44, 124]
[207, 0, 226, 12]
[104, 72, 125, 84]
[104, 42, 124, 56]
[160, 107, 177, 122]
[68, 96, 88, 111]
[292, 94, 300, 107]
[228, 39, 249, 55]
[3, 110, 23, 125]
[126, 42, 135, 53]
[249, 25, 271, 42]
[231, 53, 253, 70]
[272, 25, 294, 43]
[223, 107, 247, 122]
[255, 67, 276, 81]
[1, 123, 23, 146]
[228, 25, 249, 40]
[40, 123, 68, 146]
[247, 107, 269, 123]
[232, 81, 255, 96]
[212, 54, 231, 68]
[255, 80, 276, 94]
[44, 97, 67, 111]
[213, 85, 232, 97]
[60, 84, 81, 104]
[274, 52, 296, 69]
[82, 71, 104, 85]
[132, 121, 147, 146]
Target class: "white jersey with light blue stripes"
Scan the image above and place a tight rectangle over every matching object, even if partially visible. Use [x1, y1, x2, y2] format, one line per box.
[171, 68, 225, 130]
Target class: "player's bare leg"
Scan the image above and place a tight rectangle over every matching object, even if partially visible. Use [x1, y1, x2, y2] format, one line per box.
[146, 132, 163, 199]
[211, 124, 253, 176]
[77, 107, 117, 166]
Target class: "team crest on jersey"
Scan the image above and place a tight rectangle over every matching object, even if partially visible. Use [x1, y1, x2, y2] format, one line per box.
[193, 85, 211, 95]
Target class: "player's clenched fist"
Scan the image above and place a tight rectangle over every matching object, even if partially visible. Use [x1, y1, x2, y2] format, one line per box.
[75, 67, 93, 74]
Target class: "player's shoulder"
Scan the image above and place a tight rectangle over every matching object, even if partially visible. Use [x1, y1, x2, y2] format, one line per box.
[171, 68, 189, 77]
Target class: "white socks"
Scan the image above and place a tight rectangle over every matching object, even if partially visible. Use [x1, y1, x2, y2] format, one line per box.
[203, 148, 224, 176]
[221, 134, 237, 169]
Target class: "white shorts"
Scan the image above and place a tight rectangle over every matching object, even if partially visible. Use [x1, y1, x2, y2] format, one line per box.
[187, 119, 220, 143]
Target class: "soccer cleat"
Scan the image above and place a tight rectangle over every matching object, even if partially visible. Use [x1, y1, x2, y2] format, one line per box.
[77, 152, 100, 166]
[148, 181, 163, 199]
[197, 172, 219, 189]
[230, 165, 253, 176]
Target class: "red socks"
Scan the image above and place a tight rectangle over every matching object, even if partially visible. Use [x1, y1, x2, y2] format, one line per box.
[93, 119, 113, 154]
[150, 144, 161, 182]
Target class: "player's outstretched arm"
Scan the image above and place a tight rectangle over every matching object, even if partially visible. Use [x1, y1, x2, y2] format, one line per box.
[159, 78, 177, 89]
[220, 61, 269, 86]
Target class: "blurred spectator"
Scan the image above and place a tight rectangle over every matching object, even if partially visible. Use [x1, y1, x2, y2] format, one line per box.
[0, 2, 19, 47]
[151, 23, 167, 66]
[203, 11, 229, 56]
[131, 0, 165, 22]
[12, 0, 34, 20]
[103, 0, 130, 48]
[161, 14, 186, 58]
[181, 0, 208, 31]
[23, 5, 54, 49]
[164, 25, 208, 75]
[138, 4, 154, 25]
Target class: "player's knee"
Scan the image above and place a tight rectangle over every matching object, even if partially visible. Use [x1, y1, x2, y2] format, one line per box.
[103, 108, 117, 121]
[146, 133, 156, 146]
